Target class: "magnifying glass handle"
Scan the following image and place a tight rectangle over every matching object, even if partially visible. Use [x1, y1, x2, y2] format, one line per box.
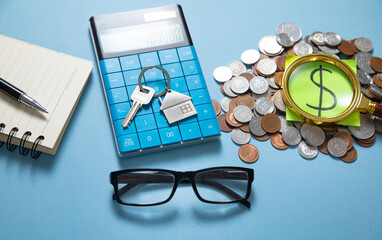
[372, 103, 382, 119]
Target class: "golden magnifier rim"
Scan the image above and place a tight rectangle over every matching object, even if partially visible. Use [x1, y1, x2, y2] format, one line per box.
[282, 53, 361, 124]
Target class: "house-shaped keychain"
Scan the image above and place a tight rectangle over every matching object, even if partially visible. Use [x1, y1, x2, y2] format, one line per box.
[159, 90, 198, 124]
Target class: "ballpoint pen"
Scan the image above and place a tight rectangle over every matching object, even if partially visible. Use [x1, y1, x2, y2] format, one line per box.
[0, 77, 48, 113]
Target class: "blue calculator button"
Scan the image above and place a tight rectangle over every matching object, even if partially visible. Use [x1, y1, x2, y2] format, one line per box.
[151, 97, 161, 113]
[139, 52, 160, 67]
[114, 119, 136, 136]
[171, 77, 188, 92]
[144, 67, 165, 82]
[146, 80, 167, 95]
[177, 46, 197, 61]
[190, 89, 211, 105]
[181, 60, 202, 76]
[100, 58, 121, 74]
[103, 72, 125, 90]
[154, 112, 170, 128]
[118, 133, 140, 153]
[126, 85, 138, 98]
[162, 63, 184, 78]
[179, 122, 202, 141]
[158, 49, 179, 64]
[185, 74, 207, 90]
[123, 69, 142, 86]
[107, 87, 128, 105]
[159, 126, 182, 145]
[135, 114, 157, 132]
[119, 55, 141, 71]
[110, 102, 130, 120]
[195, 103, 216, 121]
[199, 119, 221, 137]
[138, 130, 161, 149]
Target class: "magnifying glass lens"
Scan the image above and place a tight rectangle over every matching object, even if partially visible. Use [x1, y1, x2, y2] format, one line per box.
[288, 61, 354, 118]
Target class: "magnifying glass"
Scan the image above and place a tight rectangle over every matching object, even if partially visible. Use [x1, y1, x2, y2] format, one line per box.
[282, 53, 382, 125]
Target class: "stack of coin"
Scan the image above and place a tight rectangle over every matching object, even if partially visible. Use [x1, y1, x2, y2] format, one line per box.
[212, 22, 382, 164]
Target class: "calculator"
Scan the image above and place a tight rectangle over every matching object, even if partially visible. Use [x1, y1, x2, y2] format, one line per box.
[89, 5, 221, 157]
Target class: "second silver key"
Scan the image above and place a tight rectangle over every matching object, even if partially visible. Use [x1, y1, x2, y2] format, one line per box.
[122, 85, 155, 128]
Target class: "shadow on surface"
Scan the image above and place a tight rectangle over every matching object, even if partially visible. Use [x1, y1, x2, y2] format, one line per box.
[110, 197, 179, 225]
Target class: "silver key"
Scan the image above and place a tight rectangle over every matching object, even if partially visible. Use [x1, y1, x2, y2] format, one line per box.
[122, 85, 155, 128]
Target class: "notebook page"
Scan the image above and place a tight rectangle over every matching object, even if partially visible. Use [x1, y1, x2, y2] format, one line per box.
[0, 35, 93, 154]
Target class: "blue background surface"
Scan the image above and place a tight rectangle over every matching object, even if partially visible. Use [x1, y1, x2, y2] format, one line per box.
[1, 0, 382, 239]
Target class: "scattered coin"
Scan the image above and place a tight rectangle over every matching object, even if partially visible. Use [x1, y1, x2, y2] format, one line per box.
[318, 136, 330, 155]
[241, 49, 260, 65]
[255, 97, 274, 115]
[324, 32, 342, 46]
[305, 126, 325, 147]
[276, 33, 294, 47]
[258, 35, 284, 56]
[334, 131, 353, 150]
[257, 59, 277, 75]
[282, 126, 301, 146]
[270, 132, 288, 150]
[348, 115, 375, 140]
[261, 113, 281, 133]
[327, 137, 348, 157]
[340, 147, 357, 163]
[356, 52, 375, 74]
[338, 40, 355, 56]
[298, 140, 318, 159]
[213, 66, 233, 82]
[276, 22, 301, 43]
[311, 32, 325, 46]
[238, 144, 259, 163]
[231, 128, 251, 145]
[355, 37, 373, 52]
[233, 105, 253, 123]
[228, 61, 246, 76]
[240, 123, 250, 133]
[218, 114, 233, 132]
[250, 76, 269, 94]
[370, 57, 382, 73]
[230, 76, 250, 94]
[272, 90, 286, 112]
[294, 42, 313, 56]
[249, 116, 266, 137]
[226, 110, 243, 127]
[220, 97, 232, 112]
[223, 80, 238, 98]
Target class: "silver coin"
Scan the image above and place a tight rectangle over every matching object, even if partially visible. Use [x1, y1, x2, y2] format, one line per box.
[300, 122, 313, 139]
[276, 22, 301, 43]
[267, 77, 279, 89]
[252, 88, 272, 100]
[310, 32, 326, 46]
[305, 126, 325, 147]
[213, 66, 233, 83]
[298, 141, 318, 159]
[258, 35, 284, 56]
[249, 116, 266, 136]
[230, 76, 250, 94]
[324, 32, 342, 46]
[356, 52, 375, 74]
[241, 49, 260, 65]
[228, 61, 246, 76]
[337, 125, 351, 135]
[233, 105, 254, 123]
[348, 114, 375, 140]
[220, 97, 232, 112]
[294, 42, 313, 56]
[378, 73, 382, 81]
[369, 84, 382, 99]
[355, 37, 373, 52]
[327, 137, 347, 157]
[304, 35, 312, 44]
[231, 128, 251, 145]
[257, 59, 277, 75]
[223, 80, 238, 98]
[249, 76, 269, 94]
[282, 126, 301, 146]
[273, 90, 286, 112]
[276, 33, 294, 47]
[255, 97, 274, 115]
[278, 115, 289, 133]
[318, 45, 340, 55]
[357, 69, 373, 85]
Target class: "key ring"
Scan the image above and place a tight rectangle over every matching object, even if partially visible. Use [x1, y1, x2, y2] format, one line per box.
[138, 65, 171, 98]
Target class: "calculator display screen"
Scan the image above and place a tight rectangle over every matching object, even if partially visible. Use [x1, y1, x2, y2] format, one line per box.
[99, 21, 185, 54]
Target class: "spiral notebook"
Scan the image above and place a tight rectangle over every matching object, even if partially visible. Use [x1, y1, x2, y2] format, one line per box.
[0, 34, 93, 156]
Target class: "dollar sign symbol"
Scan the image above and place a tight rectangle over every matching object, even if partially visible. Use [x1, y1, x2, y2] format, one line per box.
[306, 65, 337, 117]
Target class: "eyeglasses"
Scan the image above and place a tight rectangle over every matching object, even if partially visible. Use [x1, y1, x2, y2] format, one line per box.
[110, 167, 254, 208]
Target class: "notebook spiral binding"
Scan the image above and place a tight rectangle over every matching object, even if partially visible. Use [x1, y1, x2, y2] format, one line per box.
[0, 123, 43, 159]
